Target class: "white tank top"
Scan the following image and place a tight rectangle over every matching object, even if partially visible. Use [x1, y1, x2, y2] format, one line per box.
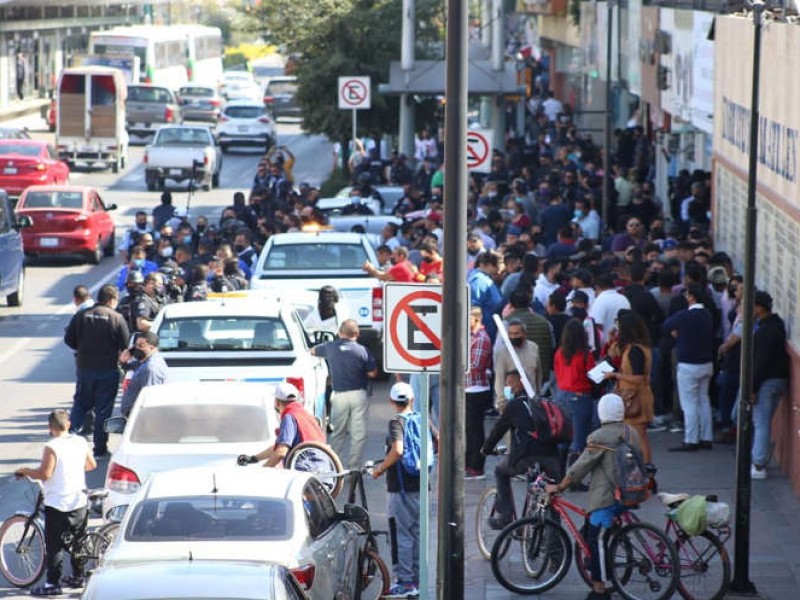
[43, 435, 88, 512]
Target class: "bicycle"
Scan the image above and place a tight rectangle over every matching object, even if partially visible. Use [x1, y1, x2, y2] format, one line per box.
[490, 472, 679, 600]
[0, 480, 114, 588]
[657, 493, 731, 600]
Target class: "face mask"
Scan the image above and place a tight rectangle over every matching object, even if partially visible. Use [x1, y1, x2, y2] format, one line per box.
[131, 348, 147, 361]
[160, 247, 173, 258]
[352, 197, 362, 205]
[574, 209, 583, 219]
[503, 386, 514, 402]
[132, 258, 144, 268]
[182, 235, 193, 245]
[488, 191, 497, 199]
[510, 336, 525, 348]
[234, 244, 246, 253]
[197, 225, 206, 233]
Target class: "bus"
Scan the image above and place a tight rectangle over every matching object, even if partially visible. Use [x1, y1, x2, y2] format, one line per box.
[89, 26, 190, 89]
[171, 25, 224, 87]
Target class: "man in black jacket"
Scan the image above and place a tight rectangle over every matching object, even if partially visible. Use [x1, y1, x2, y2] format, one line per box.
[481, 370, 562, 529]
[751, 291, 790, 480]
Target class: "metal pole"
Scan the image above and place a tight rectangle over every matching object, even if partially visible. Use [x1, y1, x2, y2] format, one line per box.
[602, 0, 613, 239]
[352, 108, 357, 148]
[419, 372, 430, 598]
[730, 2, 764, 594]
[438, 0, 467, 593]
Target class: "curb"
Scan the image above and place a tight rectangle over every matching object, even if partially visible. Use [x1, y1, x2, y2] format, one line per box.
[0, 100, 49, 123]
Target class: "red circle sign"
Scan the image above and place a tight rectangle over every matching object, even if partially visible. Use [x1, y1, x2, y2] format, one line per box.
[466, 131, 490, 169]
[388, 290, 442, 368]
[340, 79, 368, 107]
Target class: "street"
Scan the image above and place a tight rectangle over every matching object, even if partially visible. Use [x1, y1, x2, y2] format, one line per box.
[1, 110, 800, 600]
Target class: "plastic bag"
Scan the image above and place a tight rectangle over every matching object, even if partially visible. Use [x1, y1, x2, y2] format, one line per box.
[705, 501, 730, 527]
[676, 494, 707, 535]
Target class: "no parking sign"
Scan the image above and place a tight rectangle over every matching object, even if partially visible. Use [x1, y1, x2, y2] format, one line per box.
[467, 128, 494, 173]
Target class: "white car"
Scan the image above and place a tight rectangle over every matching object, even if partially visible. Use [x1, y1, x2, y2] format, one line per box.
[336, 185, 406, 215]
[216, 100, 276, 152]
[150, 295, 328, 421]
[103, 382, 278, 515]
[218, 71, 255, 98]
[83, 561, 309, 600]
[223, 79, 263, 103]
[102, 467, 363, 600]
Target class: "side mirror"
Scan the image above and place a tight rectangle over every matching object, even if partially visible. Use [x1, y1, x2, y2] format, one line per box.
[340, 503, 370, 529]
[313, 330, 335, 345]
[105, 504, 128, 524]
[105, 203, 118, 211]
[16, 215, 33, 229]
[104, 416, 127, 434]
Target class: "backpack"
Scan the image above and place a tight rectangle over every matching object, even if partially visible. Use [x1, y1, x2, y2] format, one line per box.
[397, 411, 434, 482]
[523, 397, 572, 445]
[611, 426, 651, 507]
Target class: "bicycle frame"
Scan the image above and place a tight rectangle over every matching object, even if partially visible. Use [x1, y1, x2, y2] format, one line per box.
[13, 492, 45, 554]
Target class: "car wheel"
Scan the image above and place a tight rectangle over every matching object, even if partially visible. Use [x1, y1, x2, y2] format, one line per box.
[103, 230, 116, 258]
[146, 180, 155, 192]
[6, 268, 24, 307]
[87, 239, 102, 265]
[202, 181, 211, 192]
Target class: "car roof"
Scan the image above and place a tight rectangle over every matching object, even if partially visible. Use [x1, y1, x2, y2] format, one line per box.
[158, 296, 284, 318]
[268, 231, 369, 245]
[136, 382, 275, 407]
[86, 561, 295, 600]
[21, 185, 94, 194]
[0, 139, 46, 147]
[266, 76, 297, 83]
[142, 465, 310, 500]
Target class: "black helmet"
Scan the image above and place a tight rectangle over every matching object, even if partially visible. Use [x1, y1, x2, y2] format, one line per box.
[126, 270, 145, 285]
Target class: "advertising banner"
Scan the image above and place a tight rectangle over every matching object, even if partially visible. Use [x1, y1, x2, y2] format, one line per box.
[659, 9, 694, 123]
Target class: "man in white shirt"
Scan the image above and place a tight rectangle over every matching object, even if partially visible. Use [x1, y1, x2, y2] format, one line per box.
[16, 410, 96, 596]
[589, 272, 631, 346]
[533, 259, 561, 310]
[541, 91, 563, 123]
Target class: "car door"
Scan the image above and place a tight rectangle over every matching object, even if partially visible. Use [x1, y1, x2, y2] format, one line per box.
[91, 191, 111, 242]
[291, 310, 327, 421]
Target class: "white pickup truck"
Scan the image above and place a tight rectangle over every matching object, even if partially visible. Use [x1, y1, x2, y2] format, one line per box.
[142, 125, 222, 191]
[250, 231, 386, 373]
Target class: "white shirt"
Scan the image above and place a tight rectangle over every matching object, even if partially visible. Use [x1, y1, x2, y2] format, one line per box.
[43, 435, 89, 512]
[589, 288, 631, 346]
[542, 97, 563, 122]
[533, 273, 560, 309]
[573, 210, 601, 241]
[303, 306, 350, 336]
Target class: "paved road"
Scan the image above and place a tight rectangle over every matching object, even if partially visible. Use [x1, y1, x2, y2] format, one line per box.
[1, 111, 800, 599]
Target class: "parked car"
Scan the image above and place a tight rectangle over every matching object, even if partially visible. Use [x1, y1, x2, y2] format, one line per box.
[216, 101, 276, 153]
[126, 84, 182, 138]
[0, 127, 31, 140]
[149, 294, 328, 422]
[142, 125, 222, 191]
[0, 190, 31, 306]
[336, 184, 406, 215]
[83, 561, 309, 600]
[263, 76, 300, 120]
[102, 467, 362, 600]
[177, 85, 223, 123]
[14, 185, 117, 264]
[0, 140, 70, 197]
[103, 382, 279, 516]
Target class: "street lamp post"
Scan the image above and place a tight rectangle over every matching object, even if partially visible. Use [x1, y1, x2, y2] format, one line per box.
[602, 0, 614, 240]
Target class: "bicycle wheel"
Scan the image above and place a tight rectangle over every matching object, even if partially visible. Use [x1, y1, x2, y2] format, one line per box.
[0, 514, 46, 587]
[490, 517, 572, 595]
[356, 547, 390, 600]
[285, 441, 344, 499]
[574, 539, 594, 588]
[96, 522, 120, 550]
[476, 487, 500, 561]
[609, 522, 679, 600]
[676, 531, 730, 600]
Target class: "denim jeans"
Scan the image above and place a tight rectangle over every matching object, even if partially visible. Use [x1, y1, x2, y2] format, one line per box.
[70, 368, 120, 454]
[554, 390, 597, 454]
[676, 362, 714, 444]
[752, 378, 788, 467]
[388, 491, 420, 585]
[716, 370, 740, 430]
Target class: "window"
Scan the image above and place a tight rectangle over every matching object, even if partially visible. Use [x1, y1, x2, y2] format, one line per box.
[158, 316, 293, 351]
[126, 496, 292, 541]
[266, 81, 298, 96]
[21, 191, 83, 209]
[302, 480, 337, 539]
[224, 105, 265, 119]
[179, 86, 214, 98]
[0, 144, 41, 157]
[129, 403, 269, 444]
[265, 243, 368, 271]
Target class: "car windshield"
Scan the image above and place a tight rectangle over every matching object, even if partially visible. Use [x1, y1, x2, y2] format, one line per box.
[125, 496, 292, 541]
[158, 316, 292, 351]
[130, 404, 269, 444]
[22, 191, 83, 209]
[253, 66, 284, 79]
[224, 106, 264, 119]
[154, 129, 211, 146]
[128, 86, 172, 103]
[0, 144, 40, 156]
[266, 81, 297, 96]
[265, 242, 368, 270]
[180, 87, 214, 97]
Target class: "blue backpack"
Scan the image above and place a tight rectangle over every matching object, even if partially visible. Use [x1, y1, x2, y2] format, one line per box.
[398, 412, 434, 481]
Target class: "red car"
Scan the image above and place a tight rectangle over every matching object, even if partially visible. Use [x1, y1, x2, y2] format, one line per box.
[0, 139, 70, 197]
[15, 185, 117, 264]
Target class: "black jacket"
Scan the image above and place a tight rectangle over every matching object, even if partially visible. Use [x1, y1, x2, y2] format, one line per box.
[623, 283, 665, 344]
[64, 305, 130, 371]
[482, 392, 560, 465]
[753, 313, 790, 391]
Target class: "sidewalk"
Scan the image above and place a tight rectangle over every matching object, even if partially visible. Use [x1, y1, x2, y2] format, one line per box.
[0, 97, 49, 124]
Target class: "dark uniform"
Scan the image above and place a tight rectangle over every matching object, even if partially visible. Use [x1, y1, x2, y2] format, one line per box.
[117, 290, 159, 334]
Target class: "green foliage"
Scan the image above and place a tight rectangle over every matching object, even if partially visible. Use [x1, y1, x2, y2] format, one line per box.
[319, 168, 351, 197]
[569, 0, 582, 27]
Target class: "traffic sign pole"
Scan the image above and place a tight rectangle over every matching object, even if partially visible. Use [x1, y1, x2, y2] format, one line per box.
[419, 372, 430, 599]
[352, 108, 357, 148]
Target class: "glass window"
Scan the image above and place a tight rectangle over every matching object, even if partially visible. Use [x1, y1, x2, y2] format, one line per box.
[157, 316, 292, 351]
[224, 106, 265, 119]
[129, 404, 269, 444]
[265, 243, 368, 271]
[126, 496, 292, 541]
[266, 81, 298, 96]
[21, 191, 83, 209]
[179, 86, 214, 98]
[0, 144, 41, 157]
[302, 482, 336, 539]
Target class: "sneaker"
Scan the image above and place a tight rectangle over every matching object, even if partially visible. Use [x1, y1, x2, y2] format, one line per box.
[464, 468, 485, 480]
[30, 585, 63, 597]
[59, 575, 85, 588]
[584, 590, 612, 600]
[385, 582, 419, 598]
[669, 423, 685, 433]
[751, 464, 767, 480]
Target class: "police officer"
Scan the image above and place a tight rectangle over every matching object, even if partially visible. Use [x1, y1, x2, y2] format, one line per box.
[116, 271, 159, 333]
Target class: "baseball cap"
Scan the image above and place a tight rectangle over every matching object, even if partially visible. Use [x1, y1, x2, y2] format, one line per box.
[708, 266, 728, 286]
[274, 382, 300, 401]
[661, 238, 678, 251]
[390, 382, 415, 403]
[507, 225, 523, 236]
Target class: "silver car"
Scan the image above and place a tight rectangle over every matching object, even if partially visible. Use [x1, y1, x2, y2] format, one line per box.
[216, 100, 277, 152]
[177, 85, 223, 123]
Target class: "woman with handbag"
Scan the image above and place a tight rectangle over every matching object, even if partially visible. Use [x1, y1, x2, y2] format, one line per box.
[604, 310, 655, 466]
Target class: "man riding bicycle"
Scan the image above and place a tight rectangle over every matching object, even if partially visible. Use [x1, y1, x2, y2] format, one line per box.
[237, 381, 326, 467]
[545, 393, 642, 600]
[481, 369, 562, 530]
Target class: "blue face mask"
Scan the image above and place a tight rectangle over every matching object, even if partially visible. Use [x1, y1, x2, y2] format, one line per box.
[574, 209, 583, 219]
[132, 258, 144, 268]
[503, 386, 514, 402]
[182, 235, 192, 245]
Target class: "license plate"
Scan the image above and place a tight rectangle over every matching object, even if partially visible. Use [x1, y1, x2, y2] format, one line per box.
[3, 167, 17, 174]
[169, 169, 182, 176]
[40, 237, 58, 247]
[238, 126, 249, 133]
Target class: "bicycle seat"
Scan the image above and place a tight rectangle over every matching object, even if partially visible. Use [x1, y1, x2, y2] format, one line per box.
[658, 492, 689, 508]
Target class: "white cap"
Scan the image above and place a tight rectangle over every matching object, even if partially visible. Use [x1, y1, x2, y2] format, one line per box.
[390, 382, 414, 403]
[173, 207, 188, 218]
[275, 382, 300, 401]
[597, 393, 625, 423]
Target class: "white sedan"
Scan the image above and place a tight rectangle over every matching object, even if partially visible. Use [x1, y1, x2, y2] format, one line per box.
[150, 294, 329, 423]
[103, 382, 278, 515]
[102, 467, 363, 600]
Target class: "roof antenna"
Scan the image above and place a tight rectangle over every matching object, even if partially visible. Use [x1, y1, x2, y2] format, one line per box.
[211, 473, 218, 494]
[189, 549, 193, 562]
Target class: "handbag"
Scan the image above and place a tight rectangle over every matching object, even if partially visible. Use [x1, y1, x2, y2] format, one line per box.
[614, 386, 642, 419]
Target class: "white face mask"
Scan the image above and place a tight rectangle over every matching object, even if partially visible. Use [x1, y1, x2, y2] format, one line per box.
[160, 247, 173, 258]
